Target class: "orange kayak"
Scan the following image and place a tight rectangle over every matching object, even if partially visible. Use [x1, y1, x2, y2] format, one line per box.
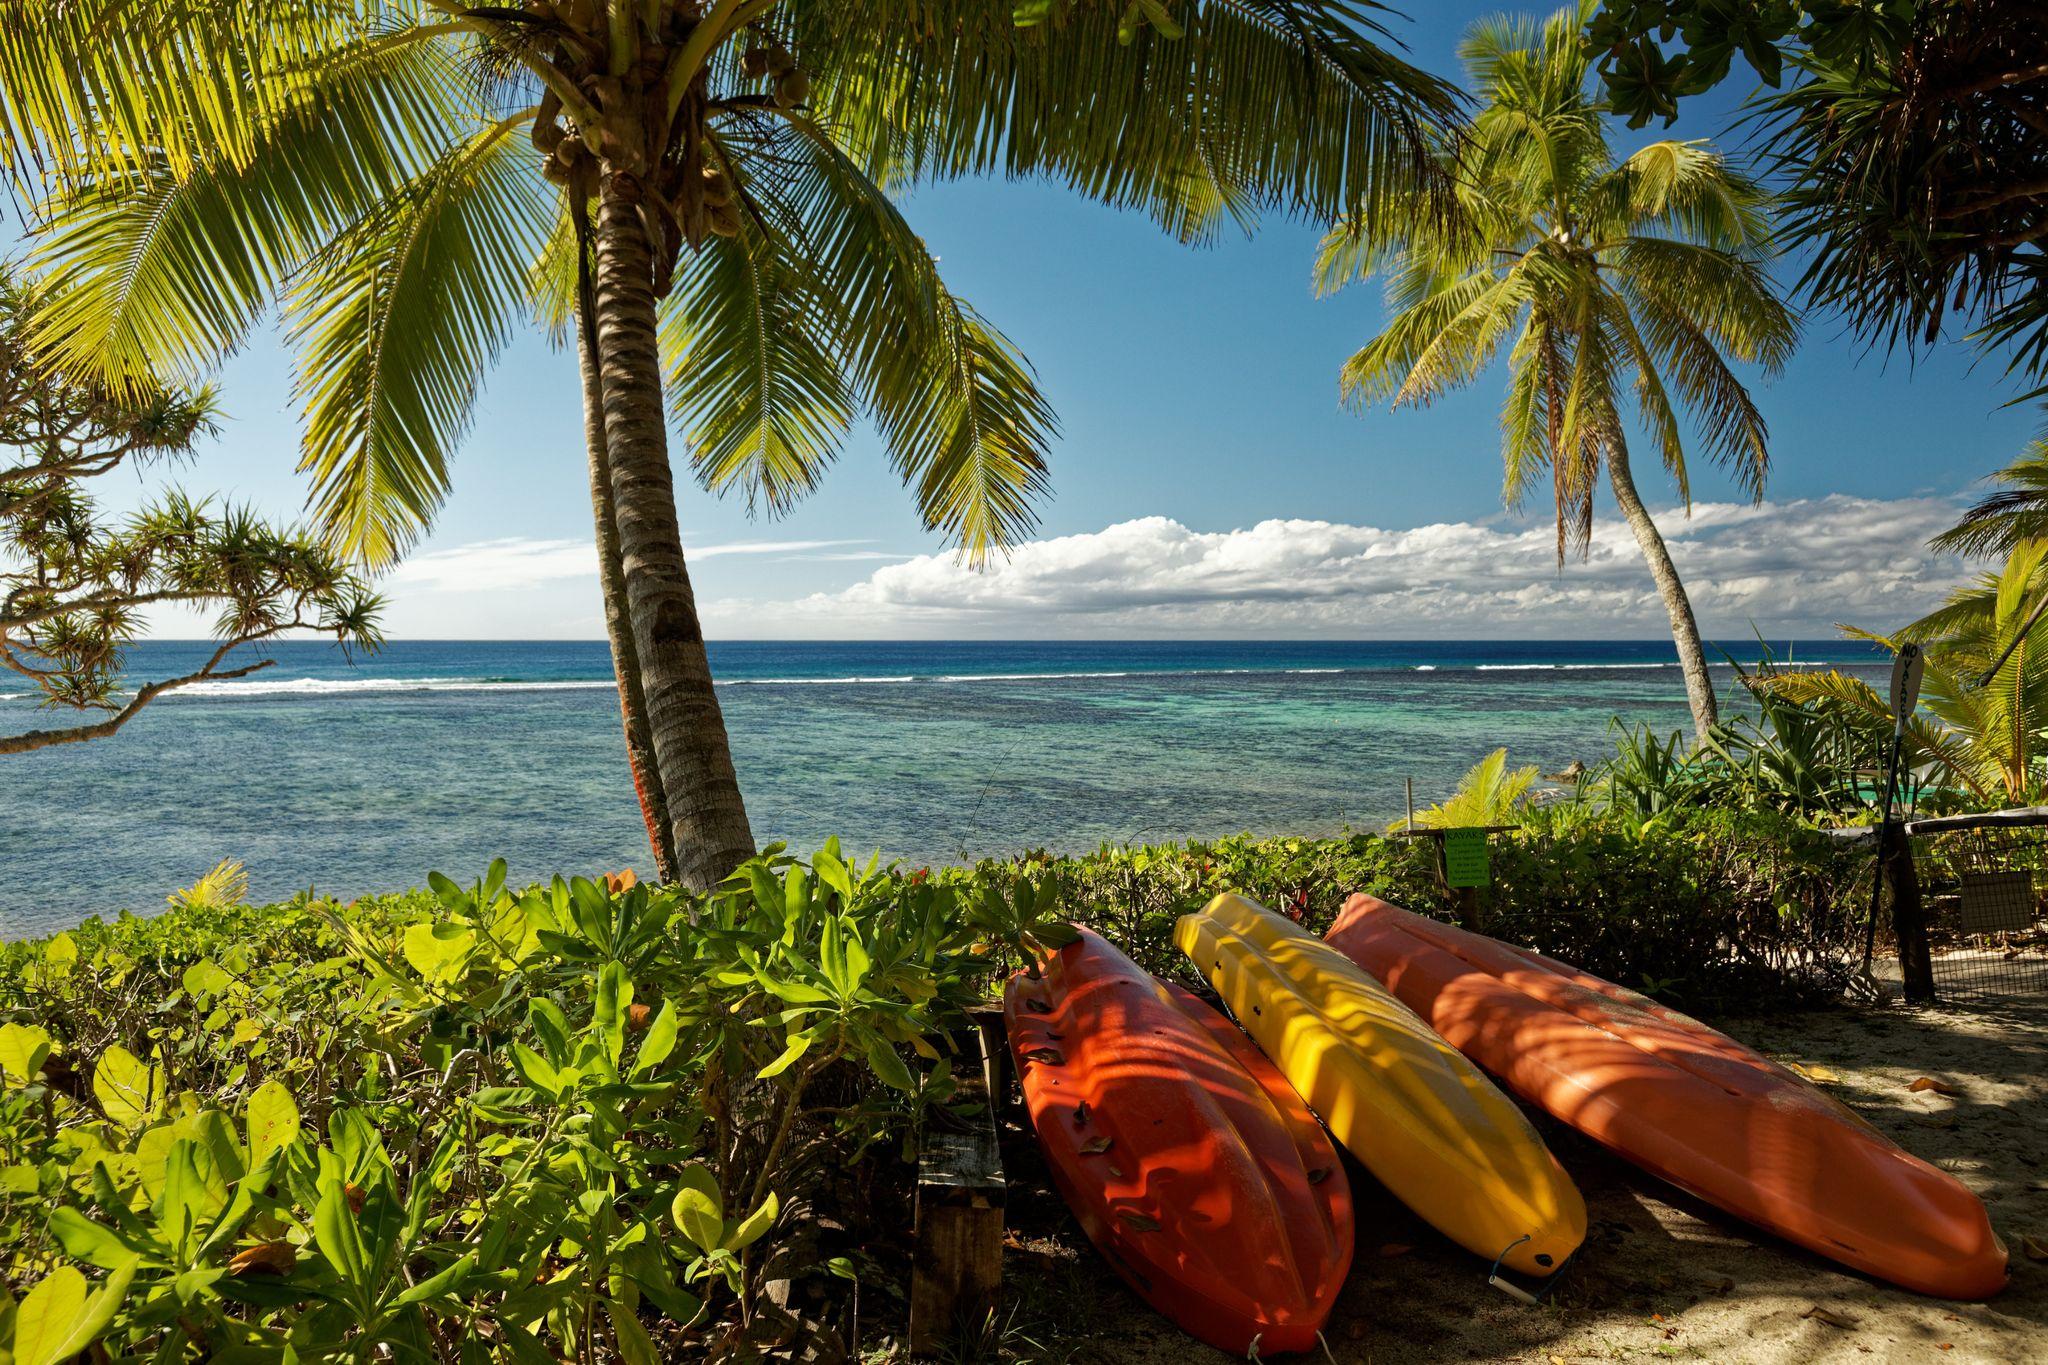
[1326, 894, 2007, 1300]
[1004, 929, 1353, 1354]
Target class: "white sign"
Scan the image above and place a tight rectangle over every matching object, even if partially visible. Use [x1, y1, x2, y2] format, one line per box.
[1889, 643, 1925, 731]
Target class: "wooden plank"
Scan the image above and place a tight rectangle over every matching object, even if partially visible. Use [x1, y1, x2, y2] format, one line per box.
[909, 1021, 1005, 1356]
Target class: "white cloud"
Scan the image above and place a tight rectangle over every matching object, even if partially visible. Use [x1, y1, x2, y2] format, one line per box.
[699, 495, 1974, 639]
[385, 536, 879, 593]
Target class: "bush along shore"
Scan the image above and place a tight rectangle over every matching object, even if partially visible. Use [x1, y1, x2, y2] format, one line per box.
[0, 802, 1880, 1364]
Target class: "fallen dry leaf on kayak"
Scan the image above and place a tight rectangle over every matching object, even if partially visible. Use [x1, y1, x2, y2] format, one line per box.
[1080, 1136, 1113, 1155]
[1106, 1164, 1125, 1179]
[1307, 1166, 1332, 1185]
[1022, 1047, 1064, 1065]
[2018, 1234, 2048, 1261]
[1072, 1101, 1091, 1125]
[1117, 1210, 1161, 1232]
[1802, 1306, 1859, 1329]
[1909, 1076, 1958, 1095]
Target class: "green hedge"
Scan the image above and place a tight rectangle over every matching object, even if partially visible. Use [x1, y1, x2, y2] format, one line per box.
[956, 805, 1868, 1011]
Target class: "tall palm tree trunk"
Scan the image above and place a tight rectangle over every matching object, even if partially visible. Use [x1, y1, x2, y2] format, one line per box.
[575, 300, 680, 883]
[1606, 442, 1720, 744]
[590, 176, 755, 889]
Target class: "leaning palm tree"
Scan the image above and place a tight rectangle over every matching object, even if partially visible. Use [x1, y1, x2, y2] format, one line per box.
[1315, 2, 1799, 744]
[0, 1, 1460, 887]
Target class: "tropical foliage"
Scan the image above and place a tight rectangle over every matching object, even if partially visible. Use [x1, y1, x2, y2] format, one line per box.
[1392, 747, 1540, 831]
[1586, 0, 1926, 125]
[0, 842, 1033, 1362]
[0, 270, 380, 755]
[1591, 1, 2048, 382]
[1317, 2, 1799, 744]
[1932, 438, 2048, 561]
[0, 0, 1465, 890]
[1762, 542, 2048, 804]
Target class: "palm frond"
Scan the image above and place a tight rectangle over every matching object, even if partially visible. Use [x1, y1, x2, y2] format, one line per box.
[662, 221, 857, 518]
[284, 114, 552, 568]
[801, 0, 1461, 241]
[25, 28, 462, 390]
[1929, 439, 2048, 560]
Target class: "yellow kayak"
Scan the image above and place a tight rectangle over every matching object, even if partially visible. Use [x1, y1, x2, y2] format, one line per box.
[1175, 894, 1585, 1280]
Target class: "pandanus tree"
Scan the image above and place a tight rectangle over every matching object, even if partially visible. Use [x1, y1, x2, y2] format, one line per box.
[0, 0, 1460, 887]
[1315, 3, 1799, 744]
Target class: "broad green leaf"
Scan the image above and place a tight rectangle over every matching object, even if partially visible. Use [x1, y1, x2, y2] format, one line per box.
[181, 959, 233, 1000]
[11, 1266, 87, 1365]
[811, 847, 853, 907]
[528, 997, 573, 1064]
[595, 963, 632, 1065]
[46, 1209, 144, 1272]
[631, 1001, 679, 1077]
[670, 1166, 723, 1253]
[0, 1022, 52, 1086]
[92, 1046, 162, 1128]
[863, 1036, 916, 1093]
[609, 1299, 660, 1365]
[724, 1192, 778, 1252]
[672, 1188, 721, 1255]
[13, 1260, 133, 1365]
[508, 1044, 562, 1101]
[390, 1251, 476, 1307]
[402, 922, 475, 982]
[42, 933, 77, 974]
[313, 1173, 369, 1293]
[245, 1080, 300, 1162]
[756, 1028, 814, 1081]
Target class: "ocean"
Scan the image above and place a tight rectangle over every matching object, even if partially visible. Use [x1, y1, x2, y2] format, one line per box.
[0, 639, 1886, 937]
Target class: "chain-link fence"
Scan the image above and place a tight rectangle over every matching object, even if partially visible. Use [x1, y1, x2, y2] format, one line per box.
[1916, 823, 2048, 1002]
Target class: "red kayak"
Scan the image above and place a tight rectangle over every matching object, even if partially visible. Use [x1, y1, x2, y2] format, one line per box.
[1004, 929, 1353, 1354]
[1326, 894, 2007, 1300]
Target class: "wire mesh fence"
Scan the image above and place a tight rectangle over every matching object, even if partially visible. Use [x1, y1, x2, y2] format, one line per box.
[1916, 826, 2048, 1002]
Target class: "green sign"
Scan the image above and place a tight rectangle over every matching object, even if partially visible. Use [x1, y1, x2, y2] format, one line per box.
[1442, 828, 1491, 888]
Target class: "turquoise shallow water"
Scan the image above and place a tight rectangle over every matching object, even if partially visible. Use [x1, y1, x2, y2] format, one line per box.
[0, 639, 1883, 936]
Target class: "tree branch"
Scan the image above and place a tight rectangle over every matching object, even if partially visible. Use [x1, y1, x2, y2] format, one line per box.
[0, 638, 280, 755]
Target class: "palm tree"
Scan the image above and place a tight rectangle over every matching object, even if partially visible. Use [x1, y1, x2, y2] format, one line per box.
[1764, 541, 2048, 804]
[1315, 3, 1799, 744]
[1390, 746, 1538, 830]
[1932, 437, 2048, 561]
[0, 1, 1459, 887]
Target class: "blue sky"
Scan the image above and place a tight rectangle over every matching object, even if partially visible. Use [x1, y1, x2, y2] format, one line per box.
[118, 4, 2040, 639]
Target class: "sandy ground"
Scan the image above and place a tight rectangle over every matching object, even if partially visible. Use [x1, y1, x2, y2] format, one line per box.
[985, 993, 2048, 1365]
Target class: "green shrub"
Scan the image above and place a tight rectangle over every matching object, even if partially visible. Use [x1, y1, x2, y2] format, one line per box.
[0, 813, 1868, 1361]
[956, 808, 1866, 1011]
[0, 844, 1009, 1363]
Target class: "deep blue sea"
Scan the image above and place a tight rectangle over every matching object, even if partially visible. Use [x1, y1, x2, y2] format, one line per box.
[0, 639, 1885, 936]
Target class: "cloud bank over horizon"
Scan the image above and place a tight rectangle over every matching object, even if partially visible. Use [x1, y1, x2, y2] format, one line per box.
[695, 493, 1970, 640]
[132, 494, 1965, 640]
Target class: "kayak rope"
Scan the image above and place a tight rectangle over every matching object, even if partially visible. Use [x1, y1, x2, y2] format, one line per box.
[1486, 1235, 1543, 1306]
[1487, 1233, 1582, 1307]
[1315, 1330, 1339, 1364]
[1245, 1332, 1262, 1361]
